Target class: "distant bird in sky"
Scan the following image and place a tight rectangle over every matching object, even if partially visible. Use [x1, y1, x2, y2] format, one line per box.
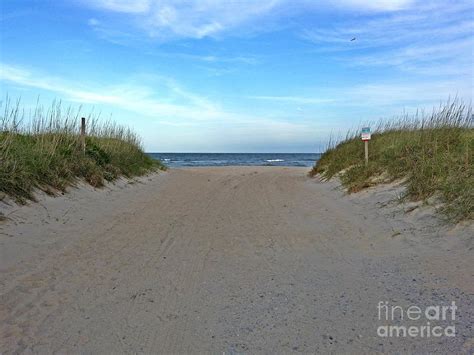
[351, 37, 356, 41]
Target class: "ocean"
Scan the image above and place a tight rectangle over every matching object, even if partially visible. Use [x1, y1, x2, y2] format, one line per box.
[147, 153, 320, 168]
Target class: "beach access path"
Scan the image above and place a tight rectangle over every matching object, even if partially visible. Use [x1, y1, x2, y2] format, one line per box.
[1, 167, 472, 353]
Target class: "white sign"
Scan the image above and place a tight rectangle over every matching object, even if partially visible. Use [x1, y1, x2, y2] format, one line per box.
[361, 127, 371, 141]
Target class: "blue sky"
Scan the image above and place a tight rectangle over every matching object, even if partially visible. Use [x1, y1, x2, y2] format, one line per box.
[1, 0, 473, 152]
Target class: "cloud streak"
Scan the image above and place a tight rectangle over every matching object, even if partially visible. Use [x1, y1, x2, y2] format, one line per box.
[83, 0, 422, 41]
[330, 0, 414, 11]
[2, 62, 469, 151]
[0, 63, 320, 140]
[85, 0, 282, 40]
[247, 95, 334, 105]
[302, 0, 474, 77]
[0, 63, 222, 122]
[93, 0, 151, 14]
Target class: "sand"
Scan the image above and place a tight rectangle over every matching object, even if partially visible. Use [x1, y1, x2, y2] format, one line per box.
[0, 167, 472, 353]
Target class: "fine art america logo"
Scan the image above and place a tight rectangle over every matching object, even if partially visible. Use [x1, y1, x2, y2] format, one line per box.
[377, 301, 457, 338]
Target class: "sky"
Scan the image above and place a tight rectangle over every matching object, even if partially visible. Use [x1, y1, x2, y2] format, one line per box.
[0, 0, 473, 152]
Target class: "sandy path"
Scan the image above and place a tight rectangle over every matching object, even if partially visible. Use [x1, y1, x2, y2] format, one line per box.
[0, 167, 472, 353]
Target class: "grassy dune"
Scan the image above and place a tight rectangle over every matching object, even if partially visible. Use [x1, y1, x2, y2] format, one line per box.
[310, 101, 473, 221]
[0, 99, 164, 203]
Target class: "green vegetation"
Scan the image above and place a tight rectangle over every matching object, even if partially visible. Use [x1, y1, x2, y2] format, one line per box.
[310, 101, 473, 221]
[0, 98, 165, 203]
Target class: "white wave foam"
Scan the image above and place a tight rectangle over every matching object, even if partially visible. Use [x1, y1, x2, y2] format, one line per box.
[266, 159, 284, 162]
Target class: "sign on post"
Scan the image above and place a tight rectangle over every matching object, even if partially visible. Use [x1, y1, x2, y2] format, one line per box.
[361, 127, 371, 165]
[361, 127, 371, 141]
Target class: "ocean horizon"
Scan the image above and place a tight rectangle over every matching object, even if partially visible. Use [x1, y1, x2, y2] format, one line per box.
[148, 152, 320, 168]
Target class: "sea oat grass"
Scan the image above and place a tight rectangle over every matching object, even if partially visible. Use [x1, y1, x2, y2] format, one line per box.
[310, 101, 473, 221]
[0, 98, 164, 203]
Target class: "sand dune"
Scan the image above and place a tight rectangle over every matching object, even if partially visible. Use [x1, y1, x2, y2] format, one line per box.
[0, 167, 472, 353]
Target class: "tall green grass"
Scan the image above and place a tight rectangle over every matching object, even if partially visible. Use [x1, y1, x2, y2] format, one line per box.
[0, 97, 164, 203]
[310, 101, 473, 221]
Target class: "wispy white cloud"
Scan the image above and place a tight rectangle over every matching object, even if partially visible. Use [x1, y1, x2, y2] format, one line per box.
[320, 0, 415, 12]
[83, 0, 422, 42]
[4, 63, 467, 116]
[0, 63, 222, 121]
[247, 95, 334, 105]
[351, 37, 474, 77]
[149, 51, 261, 65]
[87, 17, 141, 45]
[0, 63, 320, 136]
[305, 9, 472, 49]
[2, 63, 469, 151]
[302, 0, 474, 78]
[84, 0, 282, 40]
[92, 0, 151, 14]
[247, 79, 472, 114]
[343, 81, 473, 108]
[87, 18, 100, 26]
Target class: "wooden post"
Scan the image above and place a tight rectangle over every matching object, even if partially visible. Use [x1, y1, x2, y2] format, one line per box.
[364, 140, 369, 166]
[80, 117, 86, 154]
[466, 140, 469, 170]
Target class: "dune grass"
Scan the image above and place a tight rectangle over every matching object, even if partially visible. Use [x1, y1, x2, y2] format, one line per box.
[310, 101, 473, 222]
[0, 98, 165, 203]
